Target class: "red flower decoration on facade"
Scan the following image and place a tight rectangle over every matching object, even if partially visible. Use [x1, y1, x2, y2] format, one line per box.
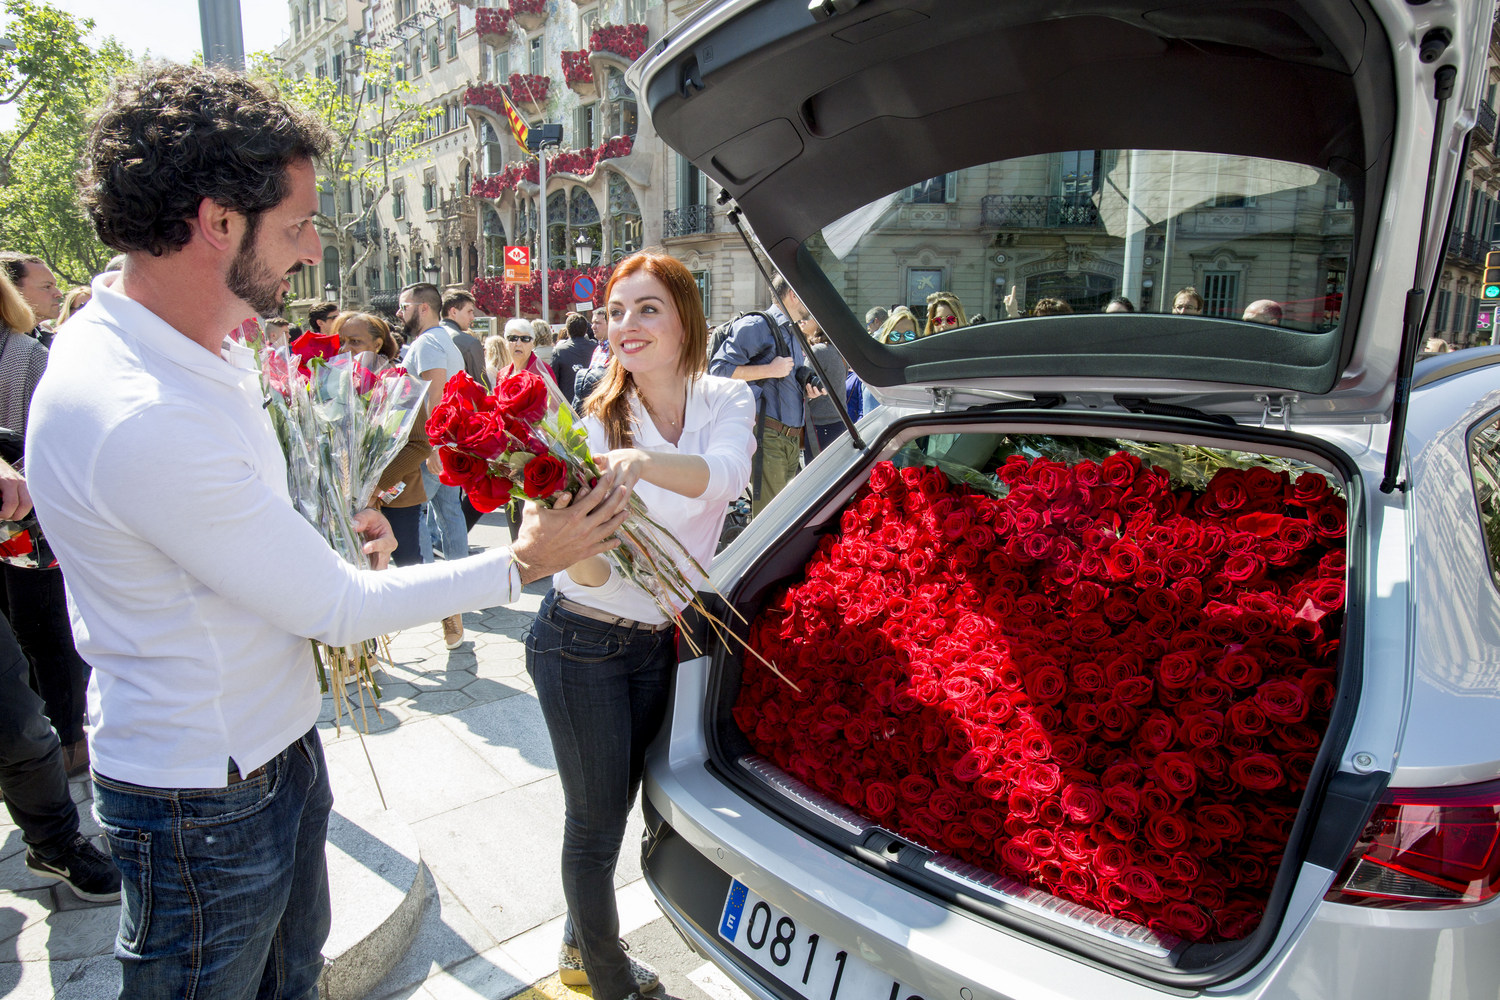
[475, 7, 511, 36]
[505, 72, 551, 107]
[561, 49, 594, 86]
[589, 23, 649, 61]
[509, 0, 547, 16]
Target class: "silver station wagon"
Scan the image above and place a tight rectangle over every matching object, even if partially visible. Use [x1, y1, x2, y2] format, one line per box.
[629, 0, 1500, 997]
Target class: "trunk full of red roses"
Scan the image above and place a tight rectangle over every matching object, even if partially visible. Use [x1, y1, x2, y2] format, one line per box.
[724, 432, 1349, 957]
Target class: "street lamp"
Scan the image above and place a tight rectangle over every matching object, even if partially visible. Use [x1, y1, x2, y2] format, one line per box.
[574, 232, 595, 267]
[323, 281, 336, 303]
[424, 259, 441, 284]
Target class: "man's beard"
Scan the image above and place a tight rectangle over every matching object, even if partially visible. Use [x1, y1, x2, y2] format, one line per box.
[227, 222, 296, 318]
[402, 308, 423, 337]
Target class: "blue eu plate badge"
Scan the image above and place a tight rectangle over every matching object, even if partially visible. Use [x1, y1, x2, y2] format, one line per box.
[719, 880, 750, 941]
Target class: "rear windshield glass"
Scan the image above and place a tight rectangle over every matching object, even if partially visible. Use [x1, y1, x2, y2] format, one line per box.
[815, 150, 1350, 342]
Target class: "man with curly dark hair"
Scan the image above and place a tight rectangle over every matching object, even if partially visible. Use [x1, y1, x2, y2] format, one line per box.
[25, 63, 634, 1000]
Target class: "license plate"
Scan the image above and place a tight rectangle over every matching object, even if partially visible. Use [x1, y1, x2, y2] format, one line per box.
[718, 879, 929, 1000]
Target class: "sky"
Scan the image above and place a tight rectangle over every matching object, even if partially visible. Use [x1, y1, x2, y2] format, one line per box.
[4, 0, 291, 66]
[0, 0, 294, 127]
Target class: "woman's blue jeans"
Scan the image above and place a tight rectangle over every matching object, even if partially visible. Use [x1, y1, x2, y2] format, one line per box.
[525, 590, 674, 1000]
[92, 727, 333, 1000]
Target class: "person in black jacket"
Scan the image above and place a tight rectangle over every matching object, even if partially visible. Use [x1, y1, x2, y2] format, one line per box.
[551, 311, 598, 406]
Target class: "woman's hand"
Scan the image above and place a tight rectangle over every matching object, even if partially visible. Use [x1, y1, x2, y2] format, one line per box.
[594, 448, 651, 496]
[352, 508, 397, 570]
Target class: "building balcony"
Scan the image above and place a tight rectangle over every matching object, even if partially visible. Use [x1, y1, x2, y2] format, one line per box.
[505, 73, 551, 115]
[475, 7, 512, 48]
[981, 194, 1102, 229]
[1476, 99, 1497, 146]
[1447, 229, 1485, 266]
[352, 221, 380, 246]
[562, 50, 596, 98]
[510, 0, 547, 31]
[589, 24, 650, 62]
[663, 204, 714, 238]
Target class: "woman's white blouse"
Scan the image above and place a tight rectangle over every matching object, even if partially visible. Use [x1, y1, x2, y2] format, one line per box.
[552, 373, 755, 623]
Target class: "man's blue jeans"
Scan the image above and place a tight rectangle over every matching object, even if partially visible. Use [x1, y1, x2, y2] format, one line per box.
[92, 727, 333, 1000]
[525, 591, 674, 1000]
[421, 466, 470, 561]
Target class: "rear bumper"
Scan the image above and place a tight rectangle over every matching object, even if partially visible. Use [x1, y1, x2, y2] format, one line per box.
[644, 661, 1500, 1000]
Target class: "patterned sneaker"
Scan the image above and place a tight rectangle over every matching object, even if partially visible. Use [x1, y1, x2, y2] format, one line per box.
[441, 614, 464, 649]
[26, 834, 122, 903]
[557, 943, 659, 993]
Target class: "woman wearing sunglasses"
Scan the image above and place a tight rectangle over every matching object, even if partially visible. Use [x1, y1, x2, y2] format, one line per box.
[923, 290, 969, 338]
[873, 304, 922, 345]
[497, 317, 558, 387]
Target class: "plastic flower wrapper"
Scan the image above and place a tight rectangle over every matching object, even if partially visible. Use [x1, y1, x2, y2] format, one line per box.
[427, 369, 797, 689]
[253, 334, 429, 738]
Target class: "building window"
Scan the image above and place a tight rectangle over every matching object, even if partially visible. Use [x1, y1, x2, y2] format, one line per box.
[411, 46, 422, 77]
[530, 36, 544, 77]
[1200, 271, 1240, 318]
[608, 173, 642, 260]
[906, 268, 945, 313]
[1435, 288, 1452, 333]
[679, 154, 706, 207]
[392, 189, 405, 219]
[604, 69, 637, 138]
[574, 103, 596, 149]
[367, 266, 381, 292]
[693, 269, 712, 318]
[581, 7, 602, 35]
[430, 33, 440, 69]
[905, 172, 958, 204]
[423, 171, 437, 212]
[625, 0, 647, 23]
[448, 25, 458, 60]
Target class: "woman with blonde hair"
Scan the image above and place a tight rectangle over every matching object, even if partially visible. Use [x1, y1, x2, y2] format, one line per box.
[923, 290, 969, 337]
[874, 304, 922, 345]
[55, 287, 92, 327]
[497, 317, 557, 386]
[482, 331, 512, 386]
[526, 250, 755, 1000]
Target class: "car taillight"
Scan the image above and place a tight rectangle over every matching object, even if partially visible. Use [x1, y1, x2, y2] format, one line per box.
[1325, 778, 1500, 909]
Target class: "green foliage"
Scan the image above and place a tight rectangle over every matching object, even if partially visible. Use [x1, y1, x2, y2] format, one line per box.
[251, 49, 443, 298]
[0, 1, 130, 285]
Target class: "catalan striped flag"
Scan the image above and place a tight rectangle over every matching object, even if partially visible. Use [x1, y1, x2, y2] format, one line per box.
[501, 88, 530, 151]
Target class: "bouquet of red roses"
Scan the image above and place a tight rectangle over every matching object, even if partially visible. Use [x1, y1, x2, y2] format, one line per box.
[426, 369, 791, 681]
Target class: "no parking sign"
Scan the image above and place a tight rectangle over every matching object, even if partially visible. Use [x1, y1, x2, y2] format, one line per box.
[572, 275, 595, 305]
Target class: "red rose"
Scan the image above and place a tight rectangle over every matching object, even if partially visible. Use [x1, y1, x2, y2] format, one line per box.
[455, 410, 511, 460]
[522, 454, 568, 499]
[1152, 752, 1199, 798]
[1308, 501, 1347, 539]
[441, 370, 490, 409]
[466, 472, 515, 513]
[1254, 679, 1309, 724]
[1061, 782, 1106, 825]
[494, 370, 550, 423]
[289, 330, 340, 372]
[1147, 811, 1192, 851]
[425, 401, 470, 445]
[864, 781, 897, 817]
[1229, 753, 1285, 791]
[438, 448, 487, 488]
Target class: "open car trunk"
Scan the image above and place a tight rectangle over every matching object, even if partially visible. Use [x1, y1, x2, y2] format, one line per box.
[696, 412, 1360, 984]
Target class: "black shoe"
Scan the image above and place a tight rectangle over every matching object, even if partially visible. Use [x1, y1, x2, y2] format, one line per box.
[26, 834, 122, 903]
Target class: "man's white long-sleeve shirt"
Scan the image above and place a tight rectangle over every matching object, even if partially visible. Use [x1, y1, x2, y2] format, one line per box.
[25, 276, 521, 788]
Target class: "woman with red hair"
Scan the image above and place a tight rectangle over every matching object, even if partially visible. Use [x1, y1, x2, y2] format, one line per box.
[525, 250, 755, 1000]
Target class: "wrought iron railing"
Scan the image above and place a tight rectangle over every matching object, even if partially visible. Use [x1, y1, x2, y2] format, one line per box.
[662, 204, 715, 238]
[1448, 230, 1485, 265]
[1477, 99, 1497, 144]
[981, 194, 1102, 229]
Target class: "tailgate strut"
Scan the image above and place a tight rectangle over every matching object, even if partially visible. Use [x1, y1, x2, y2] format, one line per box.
[1382, 62, 1459, 493]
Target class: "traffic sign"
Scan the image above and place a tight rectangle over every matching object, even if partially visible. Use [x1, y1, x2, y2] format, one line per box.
[571, 275, 595, 302]
[1479, 305, 1495, 336]
[1483, 250, 1500, 301]
[503, 245, 531, 284]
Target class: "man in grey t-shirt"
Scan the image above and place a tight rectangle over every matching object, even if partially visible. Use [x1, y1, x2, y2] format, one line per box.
[398, 283, 470, 648]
